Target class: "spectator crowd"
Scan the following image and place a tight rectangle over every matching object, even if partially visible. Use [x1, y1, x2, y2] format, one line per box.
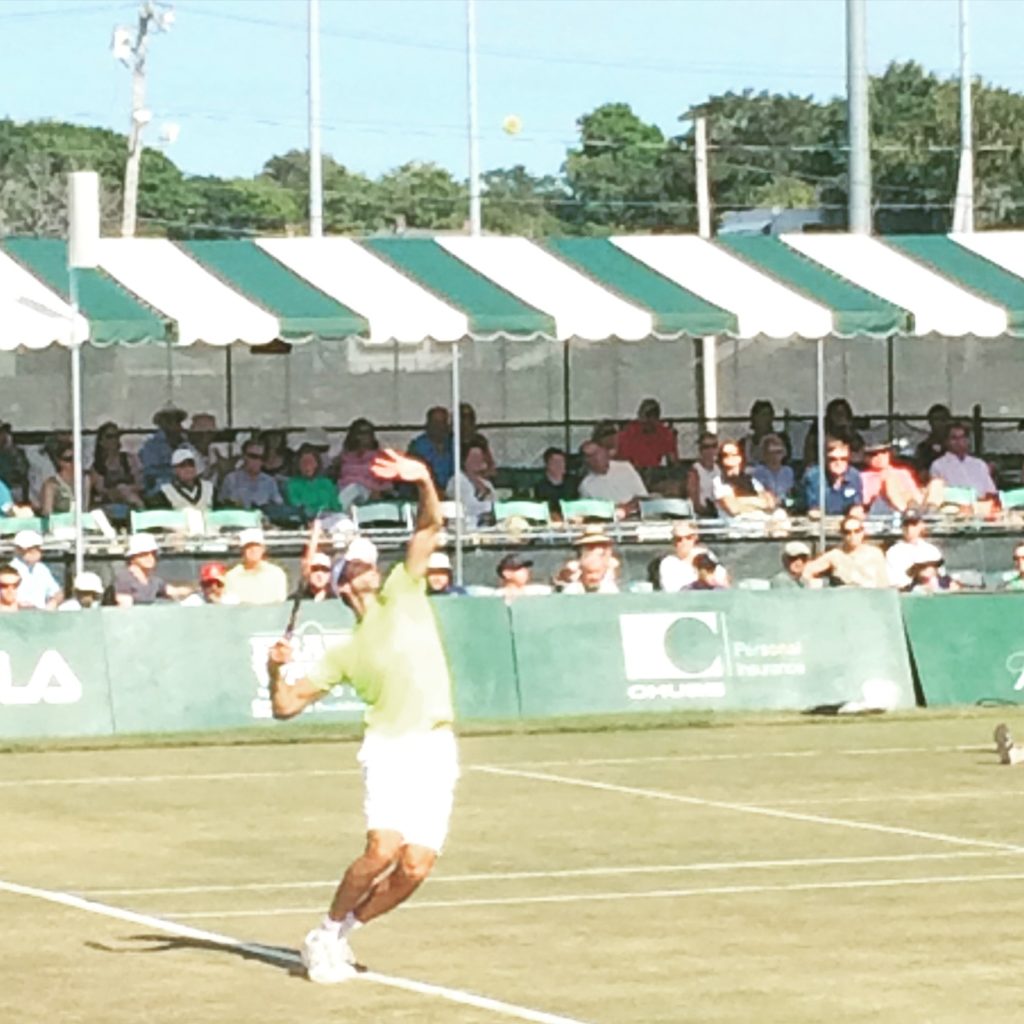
[0, 394, 1022, 612]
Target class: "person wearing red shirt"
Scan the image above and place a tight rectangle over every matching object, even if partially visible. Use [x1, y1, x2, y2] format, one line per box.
[616, 398, 679, 471]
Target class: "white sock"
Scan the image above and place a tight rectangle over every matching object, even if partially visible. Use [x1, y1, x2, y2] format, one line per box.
[320, 915, 343, 936]
[339, 911, 362, 937]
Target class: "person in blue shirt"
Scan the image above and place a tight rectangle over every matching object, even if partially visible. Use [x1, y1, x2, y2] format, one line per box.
[802, 440, 863, 516]
[139, 405, 188, 497]
[407, 407, 454, 490]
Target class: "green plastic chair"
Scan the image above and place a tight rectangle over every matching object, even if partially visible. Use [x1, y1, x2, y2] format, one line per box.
[559, 498, 616, 523]
[939, 485, 976, 507]
[352, 502, 411, 529]
[0, 516, 45, 537]
[639, 497, 694, 521]
[204, 508, 263, 532]
[130, 509, 193, 534]
[47, 510, 116, 540]
[494, 500, 552, 525]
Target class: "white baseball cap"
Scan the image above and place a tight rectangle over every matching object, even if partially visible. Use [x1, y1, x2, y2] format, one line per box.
[238, 527, 265, 548]
[73, 571, 104, 594]
[171, 447, 196, 467]
[14, 529, 43, 550]
[427, 551, 452, 572]
[343, 536, 378, 566]
[126, 533, 159, 558]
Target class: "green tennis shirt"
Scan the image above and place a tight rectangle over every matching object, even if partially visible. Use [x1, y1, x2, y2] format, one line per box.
[307, 563, 455, 736]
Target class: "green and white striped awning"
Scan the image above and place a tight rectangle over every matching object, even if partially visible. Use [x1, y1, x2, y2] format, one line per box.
[3, 232, 1024, 349]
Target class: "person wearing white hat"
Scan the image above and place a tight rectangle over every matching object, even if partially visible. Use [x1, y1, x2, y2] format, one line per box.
[424, 550, 466, 597]
[156, 449, 215, 511]
[267, 448, 457, 984]
[223, 527, 288, 606]
[112, 533, 190, 607]
[11, 529, 62, 609]
[58, 571, 106, 611]
[289, 550, 336, 604]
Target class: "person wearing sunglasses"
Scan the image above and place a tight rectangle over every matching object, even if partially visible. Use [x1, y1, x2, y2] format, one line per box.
[1001, 544, 1024, 592]
[0, 563, 23, 613]
[802, 440, 863, 517]
[218, 441, 284, 510]
[801, 514, 889, 588]
[40, 446, 90, 518]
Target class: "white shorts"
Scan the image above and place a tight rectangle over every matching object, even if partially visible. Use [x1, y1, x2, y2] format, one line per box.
[357, 729, 460, 853]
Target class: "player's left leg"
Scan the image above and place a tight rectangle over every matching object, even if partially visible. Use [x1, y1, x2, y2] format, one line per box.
[353, 844, 436, 923]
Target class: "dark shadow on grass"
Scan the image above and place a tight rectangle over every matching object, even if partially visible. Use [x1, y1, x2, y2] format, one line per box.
[85, 935, 368, 979]
[86, 935, 306, 977]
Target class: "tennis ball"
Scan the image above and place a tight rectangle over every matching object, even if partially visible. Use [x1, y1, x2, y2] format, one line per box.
[502, 114, 523, 136]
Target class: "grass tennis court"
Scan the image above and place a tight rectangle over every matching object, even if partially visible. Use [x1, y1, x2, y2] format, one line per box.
[4, 711, 1024, 1023]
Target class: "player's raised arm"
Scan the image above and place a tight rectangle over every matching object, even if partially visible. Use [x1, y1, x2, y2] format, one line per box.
[267, 639, 326, 719]
[370, 449, 443, 578]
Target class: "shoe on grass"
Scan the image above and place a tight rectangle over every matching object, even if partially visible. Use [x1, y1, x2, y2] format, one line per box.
[994, 724, 1024, 766]
[301, 927, 356, 984]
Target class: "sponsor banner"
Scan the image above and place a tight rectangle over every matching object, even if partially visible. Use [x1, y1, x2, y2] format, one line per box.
[434, 599, 521, 721]
[0, 612, 113, 738]
[101, 603, 366, 734]
[901, 593, 1024, 706]
[0, 598, 518, 742]
[510, 590, 915, 716]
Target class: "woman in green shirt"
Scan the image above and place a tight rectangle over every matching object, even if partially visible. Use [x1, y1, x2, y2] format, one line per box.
[285, 444, 340, 520]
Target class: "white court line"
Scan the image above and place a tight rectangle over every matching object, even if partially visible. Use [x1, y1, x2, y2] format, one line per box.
[167, 870, 1024, 918]
[79, 849, 1022, 898]
[0, 878, 589, 1024]
[0, 768, 361, 788]
[478, 765, 1024, 854]
[0, 743, 989, 789]
[764, 790, 1024, 807]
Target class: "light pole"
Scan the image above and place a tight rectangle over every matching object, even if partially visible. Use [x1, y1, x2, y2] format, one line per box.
[308, 0, 324, 237]
[113, 1, 174, 238]
[465, 0, 481, 236]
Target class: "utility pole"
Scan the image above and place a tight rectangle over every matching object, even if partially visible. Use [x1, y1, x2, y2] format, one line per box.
[953, 0, 974, 232]
[308, 0, 324, 237]
[694, 116, 717, 433]
[113, 2, 174, 238]
[846, 0, 871, 234]
[466, 0, 482, 235]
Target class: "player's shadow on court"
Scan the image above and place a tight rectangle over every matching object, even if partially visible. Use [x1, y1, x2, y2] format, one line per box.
[86, 934, 309, 978]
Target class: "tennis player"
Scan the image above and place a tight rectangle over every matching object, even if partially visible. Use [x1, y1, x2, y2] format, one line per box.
[267, 448, 458, 983]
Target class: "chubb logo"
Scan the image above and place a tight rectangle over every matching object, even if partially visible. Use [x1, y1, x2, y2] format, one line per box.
[0, 650, 83, 705]
[249, 621, 362, 720]
[619, 612, 726, 681]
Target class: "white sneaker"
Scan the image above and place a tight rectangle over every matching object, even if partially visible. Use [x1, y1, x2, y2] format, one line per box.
[301, 927, 356, 984]
[994, 724, 1024, 766]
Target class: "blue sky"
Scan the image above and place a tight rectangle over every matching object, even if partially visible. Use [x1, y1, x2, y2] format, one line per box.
[2, 0, 1023, 181]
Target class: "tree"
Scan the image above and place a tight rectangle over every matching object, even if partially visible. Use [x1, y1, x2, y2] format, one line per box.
[376, 161, 466, 231]
[173, 176, 300, 238]
[668, 90, 843, 229]
[563, 103, 677, 233]
[481, 166, 565, 236]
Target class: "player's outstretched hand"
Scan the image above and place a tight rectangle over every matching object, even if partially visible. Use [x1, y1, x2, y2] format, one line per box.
[371, 448, 431, 485]
[268, 639, 293, 671]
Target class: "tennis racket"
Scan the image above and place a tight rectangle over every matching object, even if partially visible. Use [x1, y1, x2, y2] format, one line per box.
[284, 516, 322, 639]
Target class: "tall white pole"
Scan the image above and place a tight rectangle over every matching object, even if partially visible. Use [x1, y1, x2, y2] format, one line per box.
[121, 6, 152, 237]
[695, 116, 718, 434]
[953, 0, 974, 232]
[816, 337, 827, 552]
[451, 346, 464, 585]
[466, 0, 482, 235]
[308, 0, 324, 237]
[846, 0, 871, 234]
[68, 172, 100, 577]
